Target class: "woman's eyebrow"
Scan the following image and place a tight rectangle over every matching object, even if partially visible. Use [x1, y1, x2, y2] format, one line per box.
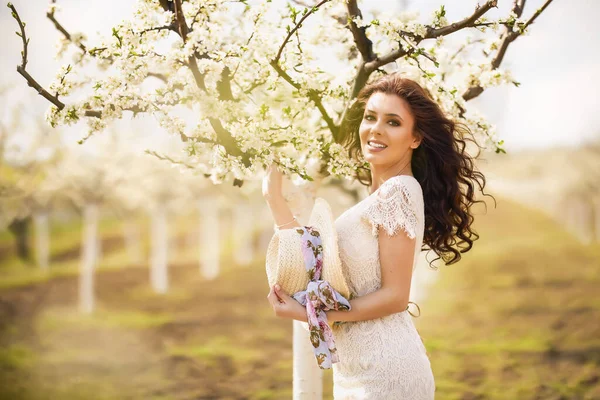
[365, 108, 404, 121]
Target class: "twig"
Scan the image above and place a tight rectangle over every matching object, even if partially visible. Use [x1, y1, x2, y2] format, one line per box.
[365, 0, 497, 75]
[462, 0, 554, 101]
[424, 0, 498, 39]
[189, 6, 206, 31]
[269, 61, 337, 136]
[145, 150, 195, 169]
[137, 24, 177, 35]
[9, 3, 65, 110]
[47, 7, 86, 53]
[270, 0, 337, 136]
[273, 0, 330, 63]
[521, 0, 554, 31]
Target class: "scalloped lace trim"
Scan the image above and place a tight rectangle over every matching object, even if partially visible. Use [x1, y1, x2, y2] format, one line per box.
[363, 176, 418, 239]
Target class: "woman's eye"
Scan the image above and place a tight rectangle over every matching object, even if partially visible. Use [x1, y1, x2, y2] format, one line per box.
[364, 115, 374, 121]
[389, 120, 400, 126]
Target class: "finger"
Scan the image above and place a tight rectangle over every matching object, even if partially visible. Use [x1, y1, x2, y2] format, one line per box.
[274, 284, 290, 300]
[267, 286, 278, 304]
[273, 285, 287, 303]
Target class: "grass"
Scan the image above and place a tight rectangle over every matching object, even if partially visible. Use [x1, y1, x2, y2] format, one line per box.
[416, 195, 600, 400]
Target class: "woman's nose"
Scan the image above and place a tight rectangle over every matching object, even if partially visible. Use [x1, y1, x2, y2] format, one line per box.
[371, 119, 385, 136]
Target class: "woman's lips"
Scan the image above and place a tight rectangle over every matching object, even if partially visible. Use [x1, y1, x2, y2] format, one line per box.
[366, 142, 387, 153]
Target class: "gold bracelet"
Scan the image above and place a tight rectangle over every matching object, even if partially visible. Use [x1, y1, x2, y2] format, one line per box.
[276, 216, 297, 229]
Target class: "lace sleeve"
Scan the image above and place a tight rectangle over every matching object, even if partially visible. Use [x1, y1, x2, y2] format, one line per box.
[363, 177, 418, 239]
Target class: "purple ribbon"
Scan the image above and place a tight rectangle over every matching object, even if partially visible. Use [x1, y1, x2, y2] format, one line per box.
[292, 226, 351, 369]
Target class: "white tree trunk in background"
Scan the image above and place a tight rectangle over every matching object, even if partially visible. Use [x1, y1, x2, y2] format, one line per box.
[80, 203, 99, 314]
[96, 231, 102, 264]
[233, 202, 254, 267]
[122, 219, 143, 265]
[199, 200, 220, 280]
[594, 195, 600, 242]
[572, 198, 593, 244]
[34, 211, 50, 272]
[150, 205, 169, 294]
[293, 321, 323, 400]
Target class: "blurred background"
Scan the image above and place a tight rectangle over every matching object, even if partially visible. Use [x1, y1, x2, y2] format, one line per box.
[1, 0, 599, 399]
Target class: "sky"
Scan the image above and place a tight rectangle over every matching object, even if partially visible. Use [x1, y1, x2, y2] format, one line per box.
[1, 0, 599, 153]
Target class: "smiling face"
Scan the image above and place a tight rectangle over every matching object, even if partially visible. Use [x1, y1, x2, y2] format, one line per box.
[359, 92, 420, 170]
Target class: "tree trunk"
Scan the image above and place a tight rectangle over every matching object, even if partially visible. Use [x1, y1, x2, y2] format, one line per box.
[233, 202, 254, 267]
[123, 219, 143, 265]
[8, 217, 32, 262]
[199, 200, 220, 280]
[595, 195, 600, 243]
[293, 321, 323, 400]
[80, 203, 99, 314]
[34, 212, 50, 272]
[96, 229, 102, 264]
[150, 205, 169, 294]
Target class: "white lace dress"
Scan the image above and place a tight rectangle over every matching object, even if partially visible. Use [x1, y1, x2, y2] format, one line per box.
[332, 175, 435, 399]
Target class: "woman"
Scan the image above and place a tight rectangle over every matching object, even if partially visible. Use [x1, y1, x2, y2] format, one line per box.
[264, 73, 490, 399]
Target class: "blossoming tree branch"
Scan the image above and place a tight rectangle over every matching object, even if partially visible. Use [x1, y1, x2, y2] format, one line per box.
[8, 0, 554, 185]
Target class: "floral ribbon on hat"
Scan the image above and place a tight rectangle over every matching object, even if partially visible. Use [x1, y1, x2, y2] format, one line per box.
[291, 226, 351, 370]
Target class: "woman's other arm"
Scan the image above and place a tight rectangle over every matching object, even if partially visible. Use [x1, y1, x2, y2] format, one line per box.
[262, 164, 301, 230]
[326, 227, 415, 322]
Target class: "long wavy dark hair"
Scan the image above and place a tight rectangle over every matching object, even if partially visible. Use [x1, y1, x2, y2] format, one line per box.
[339, 73, 496, 267]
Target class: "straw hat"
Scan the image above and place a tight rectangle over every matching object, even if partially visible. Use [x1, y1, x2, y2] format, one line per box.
[265, 198, 351, 300]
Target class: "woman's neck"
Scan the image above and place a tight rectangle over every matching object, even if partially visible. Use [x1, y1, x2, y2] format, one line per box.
[369, 161, 413, 194]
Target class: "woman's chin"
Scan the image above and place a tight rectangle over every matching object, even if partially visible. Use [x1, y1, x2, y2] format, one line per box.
[364, 154, 386, 165]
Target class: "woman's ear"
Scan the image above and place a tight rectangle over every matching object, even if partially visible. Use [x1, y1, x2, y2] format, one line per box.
[411, 131, 422, 149]
[411, 138, 421, 149]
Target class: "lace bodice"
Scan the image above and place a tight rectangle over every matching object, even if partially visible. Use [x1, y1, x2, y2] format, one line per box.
[331, 175, 435, 399]
[334, 175, 424, 297]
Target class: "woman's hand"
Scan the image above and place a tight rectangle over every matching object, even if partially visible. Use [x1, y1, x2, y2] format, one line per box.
[262, 163, 284, 201]
[267, 284, 308, 322]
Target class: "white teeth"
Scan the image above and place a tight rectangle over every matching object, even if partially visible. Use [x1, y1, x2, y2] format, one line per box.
[368, 141, 387, 149]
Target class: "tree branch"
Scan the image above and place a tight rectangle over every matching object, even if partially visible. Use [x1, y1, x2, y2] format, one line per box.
[145, 150, 195, 169]
[462, 0, 554, 101]
[171, 0, 206, 91]
[271, 0, 338, 136]
[9, 4, 65, 110]
[46, 1, 172, 84]
[46, 6, 86, 53]
[269, 61, 338, 136]
[346, 0, 375, 62]
[425, 0, 498, 39]
[521, 0, 554, 31]
[273, 0, 331, 64]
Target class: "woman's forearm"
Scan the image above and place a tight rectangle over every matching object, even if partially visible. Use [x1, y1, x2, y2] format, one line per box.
[327, 287, 407, 323]
[265, 194, 302, 230]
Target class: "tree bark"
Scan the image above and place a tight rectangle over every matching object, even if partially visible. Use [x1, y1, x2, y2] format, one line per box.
[8, 217, 32, 262]
[80, 203, 99, 314]
[123, 219, 143, 265]
[34, 212, 50, 272]
[199, 200, 220, 280]
[293, 321, 323, 400]
[233, 202, 254, 267]
[150, 205, 169, 294]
